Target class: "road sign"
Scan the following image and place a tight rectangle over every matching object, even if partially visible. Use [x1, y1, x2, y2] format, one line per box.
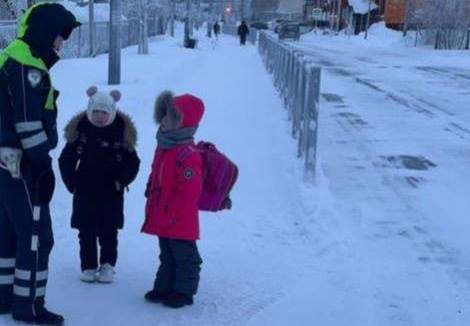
[312, 8, 322, 18]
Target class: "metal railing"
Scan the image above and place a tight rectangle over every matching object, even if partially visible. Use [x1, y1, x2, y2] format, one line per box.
[0, 18, 166, 58]
[222, 23, 257, 45]
[258, 31, 321, 181]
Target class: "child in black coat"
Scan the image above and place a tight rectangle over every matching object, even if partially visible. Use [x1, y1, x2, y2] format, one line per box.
[59, 86, 140, 283]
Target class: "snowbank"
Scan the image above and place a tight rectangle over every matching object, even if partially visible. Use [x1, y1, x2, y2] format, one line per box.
[356, 21, 406, 46]
[301, 22, 413, 49]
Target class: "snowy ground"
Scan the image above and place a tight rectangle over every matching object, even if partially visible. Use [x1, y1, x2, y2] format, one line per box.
[2, 24, 470, 326]
[288, 27, 470, 325]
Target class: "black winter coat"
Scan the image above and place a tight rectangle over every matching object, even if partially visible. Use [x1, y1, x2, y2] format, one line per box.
[238, 23, 249, 37]
[59, 111, 140, 230]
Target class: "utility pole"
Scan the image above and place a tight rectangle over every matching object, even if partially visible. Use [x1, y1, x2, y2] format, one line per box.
[240, 0, 245, 21]
[195, 0, 201, 30]
[108, 0, 121, 85]
[89, 0, 95, 56]
[466, 26, 470, 50]
[184, 0, 191, 45]
[138, 1, 149, 55]
[337, 0, 344, 34]
[231, 0, 235, 23]
[364, 0, 372, 39]
[170, 0, 175, 37]
[403, 0, 410, 37]
[207, 0, 214, 37]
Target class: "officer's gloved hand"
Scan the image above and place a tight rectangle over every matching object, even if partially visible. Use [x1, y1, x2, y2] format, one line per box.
[0, 147, 22, 178]
[34, 169, 56, 205]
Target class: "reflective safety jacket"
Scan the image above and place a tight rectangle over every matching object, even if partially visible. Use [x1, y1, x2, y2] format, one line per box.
[0, 39, 58, 172]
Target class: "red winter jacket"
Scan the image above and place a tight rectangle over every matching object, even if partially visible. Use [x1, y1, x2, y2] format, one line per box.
[142, 94, 204, 240]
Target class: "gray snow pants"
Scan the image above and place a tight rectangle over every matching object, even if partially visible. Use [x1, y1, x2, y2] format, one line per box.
[153, 238, 203, 297]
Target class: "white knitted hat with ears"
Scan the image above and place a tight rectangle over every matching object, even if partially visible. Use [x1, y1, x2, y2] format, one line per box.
[86, 86, 122, 126]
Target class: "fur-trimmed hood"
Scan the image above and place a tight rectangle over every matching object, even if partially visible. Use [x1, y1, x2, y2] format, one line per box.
[64, 111, 137, 151]
[154, 91, 181, 128]
[154, 91, 204, 129]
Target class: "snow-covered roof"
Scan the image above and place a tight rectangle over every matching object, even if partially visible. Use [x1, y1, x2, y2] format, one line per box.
[349, 0, 378, 14]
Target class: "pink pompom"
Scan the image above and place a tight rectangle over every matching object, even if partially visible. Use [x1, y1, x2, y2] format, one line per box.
[110, 90, 122, 102]
[86, 86, 98, 97]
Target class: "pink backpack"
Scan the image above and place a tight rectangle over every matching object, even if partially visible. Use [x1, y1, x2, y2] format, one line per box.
[178, 141, 238, 212]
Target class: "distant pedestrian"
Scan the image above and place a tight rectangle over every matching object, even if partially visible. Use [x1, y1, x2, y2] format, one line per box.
[238, 20, 249, 45]
[213, 21, 221, 39]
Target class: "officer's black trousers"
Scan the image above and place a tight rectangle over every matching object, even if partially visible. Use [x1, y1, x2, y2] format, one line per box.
[0, 169, 54, 319]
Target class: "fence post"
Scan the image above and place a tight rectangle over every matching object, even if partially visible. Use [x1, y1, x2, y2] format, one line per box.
[300, 65, 312, 165]
[304, 66, 321, 181]
[297, 61, 309, 158]
[256, 31, 321, 183]
[288, 50, 297, 118]
[291, 54, 299, 133]
[77, 25, 81, 58]
[286, 50, 293, 119]
[280, 46, 287, 101]
[293, 54, 305, 141]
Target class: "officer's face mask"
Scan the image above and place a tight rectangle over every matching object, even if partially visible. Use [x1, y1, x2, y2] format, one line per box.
[53, 36, 64, 53]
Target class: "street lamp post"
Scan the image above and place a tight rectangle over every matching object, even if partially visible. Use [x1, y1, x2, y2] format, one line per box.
[108, 0, 121, 85]
[89, 0, 95, 56]
[403, 0, 411, 37]
[337, 0, 344, 34]
[184, 0, 191, 45]
[364, 0, 372, 40]
[466, 26, 470, 50]
[170, 0, 175, 37]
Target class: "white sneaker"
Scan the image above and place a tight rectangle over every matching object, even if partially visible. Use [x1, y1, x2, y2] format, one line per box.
[97, 264, 115, 283]
[80, 269, 97, 283]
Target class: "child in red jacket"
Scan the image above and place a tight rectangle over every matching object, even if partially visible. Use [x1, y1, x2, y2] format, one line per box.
[142, 91, 204, 308]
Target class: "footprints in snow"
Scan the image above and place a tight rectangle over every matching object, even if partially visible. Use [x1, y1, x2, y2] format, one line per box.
[373, 219, 459, 268]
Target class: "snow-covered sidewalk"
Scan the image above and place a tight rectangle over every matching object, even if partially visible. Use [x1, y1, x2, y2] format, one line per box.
[1, 30, 332, 326]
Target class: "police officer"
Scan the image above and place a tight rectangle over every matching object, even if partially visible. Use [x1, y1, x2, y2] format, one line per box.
[0, 3, 80, 325]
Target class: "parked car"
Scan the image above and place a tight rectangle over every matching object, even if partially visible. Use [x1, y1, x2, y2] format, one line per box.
[298, 21, 315, 34]
[250, 22, 269, 30]
[271, 19, 289, 33]
[278, 23, 301, 41]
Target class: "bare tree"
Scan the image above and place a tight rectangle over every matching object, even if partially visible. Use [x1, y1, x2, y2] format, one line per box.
[123, 0, 170, 54]
[0, 1, 17, 19]
[419, 0, 470, 49]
